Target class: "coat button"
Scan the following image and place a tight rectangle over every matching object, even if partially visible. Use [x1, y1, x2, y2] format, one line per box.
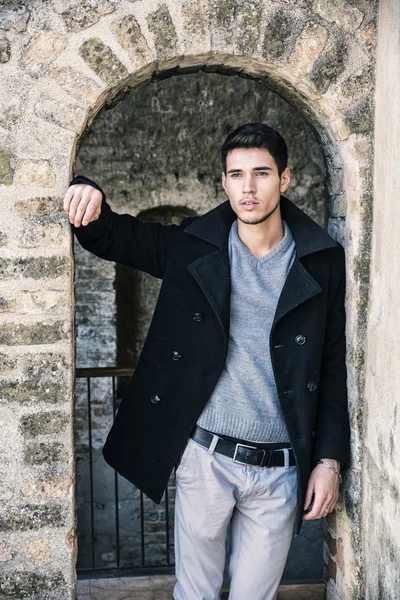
[193, 312, 203, 322]
[311, 429, 316, 438]
[151, 394, 161, 404]
[295, 334, 306, 345]
[307, 381, 317, 392]
[172, 350, 182, 361]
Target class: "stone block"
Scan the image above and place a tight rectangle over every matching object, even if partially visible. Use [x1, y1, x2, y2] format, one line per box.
[16, 224, 66, 249]
[0, 149, 13, 185]
[0, 232, 7, 246]
[112, 14, 152, 65]
[313, 0, 364, 34]
[0, 570, 65, 598]
[287, 22, 328, 79]
[20, 290, 70, 313]
[234, 0, 263, 55]
[0, 256, 69, 279]
[181, 0, 210, 52]
[308, 35, 349, 93]
[0, 380, 68, 404]
[22, 30, 66, 68]
[0, 541, 14, 562]
[24, 537, 52, 561]
[51, 66, 103, 106]
[23, 475, 73, 500]
[20, 411, 70, 438]
[34, 94, 86, 133]
[17, 160, 55, 186]
[0, 297, 16, 312]
[0, 322, 67, 346]
[0, 504, 65, 531]
[209, 0, 237, 46]
[0, 33, 11, 63]
[343, 96, 373, 134]
[0, 5, 30, 32]
[79, 37, 129, 86]
[24, 442, 66, 465]
[262, 8, 305, 62]
[62, 1, 116, 33]
[146, 4, 177, 60]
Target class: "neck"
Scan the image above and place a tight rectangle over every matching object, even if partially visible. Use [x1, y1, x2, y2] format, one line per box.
[236, 207, 285, 260]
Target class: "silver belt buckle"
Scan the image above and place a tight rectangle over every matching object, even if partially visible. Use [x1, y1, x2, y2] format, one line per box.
[232, 443, 264, 465]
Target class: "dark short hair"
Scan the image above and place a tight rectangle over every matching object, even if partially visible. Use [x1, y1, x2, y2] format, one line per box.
[221, 123, 288, 176]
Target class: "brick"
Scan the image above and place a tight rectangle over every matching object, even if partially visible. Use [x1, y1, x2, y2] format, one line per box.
[0, 570, 65, 597]
[17, 160, 55, 186]
[146, 4, 177, 60]
[22, 31, 66, 66]
[0, 503, 65, 531]
[0, 149, 13, 185]
[79, 37, 129, 86]
[25, 538, 52, 561]
[0, 256, 69, 279]
[62, 1, 115, 33]
[0, 297, 16, 312]
[24, 442, 66, 465]
[50, 66, 103, 106]
[0, 33, 11, 63]
[0, 380, 68, 404]
[20, 411, 70, 437]
[24, 475, 73, 500]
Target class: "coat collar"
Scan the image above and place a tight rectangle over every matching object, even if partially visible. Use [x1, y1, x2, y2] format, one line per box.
[184, 195, 338, 259]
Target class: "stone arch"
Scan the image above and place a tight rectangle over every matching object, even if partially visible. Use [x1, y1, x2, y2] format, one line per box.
[0, 2, 376, 598]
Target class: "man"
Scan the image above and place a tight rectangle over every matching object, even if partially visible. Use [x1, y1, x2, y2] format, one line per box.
[64, 123, 350, 600]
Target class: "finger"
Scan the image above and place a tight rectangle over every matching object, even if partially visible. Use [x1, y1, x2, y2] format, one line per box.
[303, 485, 314, 510]
[81, 196, 101, 226]
[74, 190, 93, 227]
[63, 185, 78, 213]
[68, 188, 85, 224]
[305, 491, 328, 520]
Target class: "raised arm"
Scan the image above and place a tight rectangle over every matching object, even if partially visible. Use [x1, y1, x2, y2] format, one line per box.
[64, 175, 180, 279]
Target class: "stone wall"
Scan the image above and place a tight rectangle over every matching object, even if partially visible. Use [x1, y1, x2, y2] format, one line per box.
[0, 1, 377, 598]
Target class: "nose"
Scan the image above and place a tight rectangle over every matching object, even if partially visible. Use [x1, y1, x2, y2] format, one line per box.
[242, 173, 256, 194]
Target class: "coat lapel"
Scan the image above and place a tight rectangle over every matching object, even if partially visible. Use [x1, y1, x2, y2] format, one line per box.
[184, 195, 339, 336]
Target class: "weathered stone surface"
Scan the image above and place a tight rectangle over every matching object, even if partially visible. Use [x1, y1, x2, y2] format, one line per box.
[0, 297, 16, 312]
[0, 504, 65, 531]
[209, 0, 237, 45]
[234, 0, 263, 54]
[308, 34, 349, 93]
[0, 322, 66, 346]
[313, 0, 364, 34]
[287, 22, 328, 79]
[0, 256, 69, 279]
[79, 37, 129, 86]
[34, 94, 86, 132]
[20, 411, 70, 437]
[111, 15, 152, 64]
[24, 475, 73, 499]
[0, 96, 23, 129]
[0, 33, 11, 63]
[51, 66, 103, 106]
[19, 290, 70, 313]
[24, 442, 66, 465]
[343, 96, 373, 134]
[0, 149, 13, 185]
[181, 0, 209, 50]
[330, 195, 347, 218]
[262, 8, 305, 62]
[23, 30, 66, 67]
[146, 4, 177, 60]
[0, 232, 7, 246]
[0, 380, 68, 404]
[25, 538, 52, 561]
[0, 4, 30, 32]
[62, 0, 116, 33]
[0, 570, 65, 598]
[0, 541, 14, 562]
[17, 160, 55, 186]
[16, 224, 65, 249]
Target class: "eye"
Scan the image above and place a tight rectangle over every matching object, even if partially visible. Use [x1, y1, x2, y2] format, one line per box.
[256, 171, 269, 176]
[231, 173, 241, 178]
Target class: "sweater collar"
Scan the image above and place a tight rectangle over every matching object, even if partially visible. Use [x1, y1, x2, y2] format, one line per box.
[184, 195, 339, 259]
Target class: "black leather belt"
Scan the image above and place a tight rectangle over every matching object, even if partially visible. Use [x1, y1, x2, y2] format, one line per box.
[190, 426, 296, 468]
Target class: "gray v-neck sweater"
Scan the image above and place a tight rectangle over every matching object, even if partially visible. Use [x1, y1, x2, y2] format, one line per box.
[196, 218, 296, 443]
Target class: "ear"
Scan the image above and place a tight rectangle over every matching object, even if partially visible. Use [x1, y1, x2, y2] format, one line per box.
[221, 171, 228, 196]
[280, 167, 290, 193]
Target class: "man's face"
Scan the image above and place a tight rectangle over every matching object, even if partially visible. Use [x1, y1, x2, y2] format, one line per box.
[221, 147, 290, 225]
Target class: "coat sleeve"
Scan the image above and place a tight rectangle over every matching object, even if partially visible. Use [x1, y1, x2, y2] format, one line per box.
[311, 245, 351, 470]
[69, 174, 180, 279]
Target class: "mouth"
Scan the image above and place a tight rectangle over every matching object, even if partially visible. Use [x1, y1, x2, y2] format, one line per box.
[240, 200, 259, 209]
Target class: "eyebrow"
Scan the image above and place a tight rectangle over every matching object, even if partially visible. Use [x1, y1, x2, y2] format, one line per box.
[227, 166, 273, 174]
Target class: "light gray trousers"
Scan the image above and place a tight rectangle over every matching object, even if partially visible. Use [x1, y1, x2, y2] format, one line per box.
[173, 436, 298, 600]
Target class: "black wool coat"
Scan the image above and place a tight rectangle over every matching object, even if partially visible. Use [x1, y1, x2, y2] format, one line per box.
[70, 174, 351, 536]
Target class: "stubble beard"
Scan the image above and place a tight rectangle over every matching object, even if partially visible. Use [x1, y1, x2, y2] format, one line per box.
[237, 197, 280, 225]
